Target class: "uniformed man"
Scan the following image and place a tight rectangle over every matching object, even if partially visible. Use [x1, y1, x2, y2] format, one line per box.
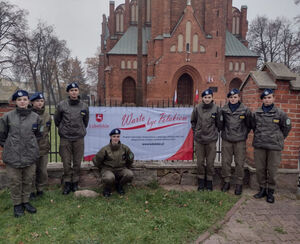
[252, 89, 291, 203]
[0, 90, 41, 217]
[219, 89, 251, 195]
[92, 129, 134, 197]
[191, 88, 220, 191]
[54, 82, 89, 195]
[30, 92, 51, 198]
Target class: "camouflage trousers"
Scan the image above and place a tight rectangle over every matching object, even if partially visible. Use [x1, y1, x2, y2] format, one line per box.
[59, 138, 84, 183]
[32, 154, 48, 192]
[101, 168, 134, 189]
[6, 164, 36, 205]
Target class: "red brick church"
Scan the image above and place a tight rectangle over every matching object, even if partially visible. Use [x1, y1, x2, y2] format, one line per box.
[98, 0, 258, 105]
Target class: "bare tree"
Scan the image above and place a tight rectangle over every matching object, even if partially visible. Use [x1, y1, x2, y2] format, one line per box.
[248, 15, 300, 71]
[0, 1, 27, 76]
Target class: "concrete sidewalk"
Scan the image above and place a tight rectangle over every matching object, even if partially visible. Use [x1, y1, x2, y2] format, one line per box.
[161, 185, 300, 244]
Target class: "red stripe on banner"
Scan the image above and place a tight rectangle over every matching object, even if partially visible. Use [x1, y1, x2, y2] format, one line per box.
[120, 124, 146, 130]
[84, 154, 96, 161]
[166, 128, 193, 160]
[147, 122, 186, 132]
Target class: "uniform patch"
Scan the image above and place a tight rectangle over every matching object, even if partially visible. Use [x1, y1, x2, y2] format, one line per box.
[240, 115, 245, 119]
[211, 114, 216, 119]
[286, 118, 291, 125]
[273, 119, 280, 123]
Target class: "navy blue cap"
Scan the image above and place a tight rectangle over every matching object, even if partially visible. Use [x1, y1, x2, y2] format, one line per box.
[109, 128, 121, 136]
[30, 92, 44, 101]
[12, 90, 29, 101]
[227, 88, 240, 98]
[66, 82, 79, 92]
[260, 89, 274, 99]
[201, 88, 213, 97]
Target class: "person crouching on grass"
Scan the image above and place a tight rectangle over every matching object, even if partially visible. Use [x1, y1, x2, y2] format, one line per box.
[92, 129, 134, 197]
[0, 90, 41, 217]
[190, 88, 220, 191]
[252, 89, 291, 203]
[29, 92, 51, 199]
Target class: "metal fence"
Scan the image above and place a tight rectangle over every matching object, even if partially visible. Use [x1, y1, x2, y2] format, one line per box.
[48, 100, 223, 162]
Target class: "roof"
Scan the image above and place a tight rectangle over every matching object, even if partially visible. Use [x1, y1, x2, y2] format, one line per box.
[0, 80, 18, 103]
[225, 31, 258, 57]
[108, 26, 151, 55]
[240, 71, 277, 90]
[262, 62, 297, 80]
[290, 76, 300, 90]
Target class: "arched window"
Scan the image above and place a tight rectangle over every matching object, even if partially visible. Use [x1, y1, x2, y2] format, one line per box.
[229, 62, 233, 71]
[235, 62, 239, 72]
[241, 62, 245, 72]
[133, 61, 137, 69]
[116, 6, 124, 33]
[185, 21, 191, 52]
[131, 1, 138, 23]
[170, 45, 176, 52]
[192, 34, 198, 53]
[122, 77, 136, 104]
[232, 8, 240, 35]
[177, 73, 193, 105]
[200, 45, 206, 53]
[127, 60, 131, 69]
[178, 34, 183, 52]
[121, 60, 125, 69]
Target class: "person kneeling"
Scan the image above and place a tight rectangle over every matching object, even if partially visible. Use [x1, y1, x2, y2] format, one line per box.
[92, 129, 134, 197]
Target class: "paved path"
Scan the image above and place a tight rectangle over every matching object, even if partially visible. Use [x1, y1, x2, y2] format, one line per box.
[161, 185, 300, 244]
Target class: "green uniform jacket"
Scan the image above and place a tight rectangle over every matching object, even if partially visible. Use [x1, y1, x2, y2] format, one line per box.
[54, 98, 89, 140]
[219, 103, 251, 142]
[92, 142, 134, 170]
[251, 105, 291, 151]
[191, 102, 220, 144]
[32, 107, 51, 156]
[0, 108, 41, 168]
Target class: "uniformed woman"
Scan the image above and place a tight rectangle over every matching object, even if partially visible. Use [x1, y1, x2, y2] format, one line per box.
[0, 90, 41, 217]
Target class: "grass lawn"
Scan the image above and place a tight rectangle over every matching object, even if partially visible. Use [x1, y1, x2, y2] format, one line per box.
[0, 184, 239, 243]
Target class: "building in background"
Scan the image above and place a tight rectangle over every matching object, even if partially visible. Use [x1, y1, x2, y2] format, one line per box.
[98, 0, 258, 105]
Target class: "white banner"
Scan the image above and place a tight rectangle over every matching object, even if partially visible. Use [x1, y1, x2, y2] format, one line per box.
[84, 107, 193, 161]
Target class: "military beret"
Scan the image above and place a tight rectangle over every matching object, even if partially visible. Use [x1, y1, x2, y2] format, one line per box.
[30, 92, 44, 101]
[12, 90, 29, 101]
[66, 82, 79, 92]
[260, 88, 273, 99]
[201, 88, 213, 97]
[109, 128, 121, 136]
[227, 88, 240, 98]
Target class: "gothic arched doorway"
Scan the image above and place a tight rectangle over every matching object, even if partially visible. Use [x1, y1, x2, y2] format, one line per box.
[177, 73, 193, 105]
[229, 78, 242, 91]
[122, 77, 136, 104]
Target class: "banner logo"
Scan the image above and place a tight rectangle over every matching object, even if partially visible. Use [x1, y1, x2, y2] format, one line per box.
[96, 113, 103, 122]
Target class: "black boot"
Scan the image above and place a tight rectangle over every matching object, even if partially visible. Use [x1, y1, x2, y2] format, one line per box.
[235, 184, 243, 195]
[36, 191, 44, 197]
[62, 182, 72, 195]
[103, 187, 112, 197]
[197, 179, 205, 191]
[116, 183, 125, 195]
[71, 182, 79, 192]
[29, 192, 36, 201]
[221, 182, 230, 192]
[14, 204, 24, 218]
[23, 202, 37, 214]
[253, 187, 266, 199]
[266, 188, 275, 203]
[206, 180, 213, 191]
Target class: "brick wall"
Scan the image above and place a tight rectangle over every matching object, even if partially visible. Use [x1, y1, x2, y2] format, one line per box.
[0, 102, 15, 167]
[242, 77, 300, 169]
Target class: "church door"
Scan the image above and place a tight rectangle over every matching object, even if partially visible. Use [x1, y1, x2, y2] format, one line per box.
[177, 73, 193, 105]
[122, 77, 136, 104]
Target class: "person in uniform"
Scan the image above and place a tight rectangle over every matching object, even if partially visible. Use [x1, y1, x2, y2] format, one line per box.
[0, 90, 41, 217]
[219, 89, 251, 195]
[252, 89, 291, 203]
[191, 88, 220, 191]
[92, 128, 134, 197]
[54, 82, 89, 195]
[29, 92, 51, 199]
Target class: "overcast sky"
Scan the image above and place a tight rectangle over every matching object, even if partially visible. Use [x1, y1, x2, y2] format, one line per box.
[7, 0, 300, 64]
